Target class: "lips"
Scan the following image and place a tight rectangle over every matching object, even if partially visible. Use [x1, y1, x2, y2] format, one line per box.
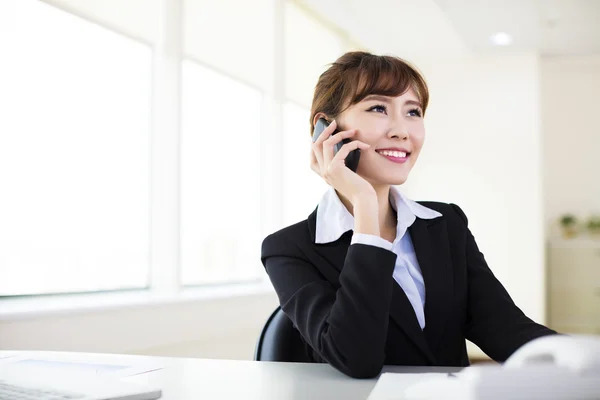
[375, 148, 411, 164]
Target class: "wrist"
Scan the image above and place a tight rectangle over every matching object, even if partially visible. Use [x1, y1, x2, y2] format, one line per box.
[353, 196, 380, 236]
[351, 189, 377, 207]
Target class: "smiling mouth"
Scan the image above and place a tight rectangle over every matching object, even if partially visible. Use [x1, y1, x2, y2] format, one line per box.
[375, 149, 411, 163]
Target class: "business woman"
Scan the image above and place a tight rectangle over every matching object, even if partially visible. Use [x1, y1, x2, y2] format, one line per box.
[261, 51, 556, 379]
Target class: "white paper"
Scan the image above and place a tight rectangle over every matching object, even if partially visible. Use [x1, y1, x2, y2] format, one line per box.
[368, 372, 454, 400]
[0, 351, 164, 378]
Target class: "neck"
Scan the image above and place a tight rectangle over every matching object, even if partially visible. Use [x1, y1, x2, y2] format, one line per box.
[338, 185, 397, 235]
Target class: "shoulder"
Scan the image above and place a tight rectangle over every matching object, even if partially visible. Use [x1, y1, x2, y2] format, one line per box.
[261, 218, 312, 261]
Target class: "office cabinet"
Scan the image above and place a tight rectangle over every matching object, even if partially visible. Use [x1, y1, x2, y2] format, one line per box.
[547, 239, 600, 334]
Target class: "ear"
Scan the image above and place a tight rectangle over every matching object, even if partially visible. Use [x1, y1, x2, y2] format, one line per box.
[312, 112, 331, 128]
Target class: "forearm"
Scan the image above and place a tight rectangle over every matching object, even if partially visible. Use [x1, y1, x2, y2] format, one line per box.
[352, 194, 380, 237]
[265, 240, 397, 378]
[299, 244, 397, 377]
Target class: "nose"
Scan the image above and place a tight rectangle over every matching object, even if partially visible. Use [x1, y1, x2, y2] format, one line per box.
[388, 117, 409, 140]
[389, 126, 409, 140]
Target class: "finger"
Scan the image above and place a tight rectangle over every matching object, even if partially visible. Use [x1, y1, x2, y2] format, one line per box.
[311, 140, 324, 171]
[313, 121, 342, 169]
[311, 161, 321, 176]
[332, 141, 370, 164]
[322, 129, 357, 166]
[323, 128, 357, 147]
[310, 148, 321, 175]
[313, 119, 338, 146]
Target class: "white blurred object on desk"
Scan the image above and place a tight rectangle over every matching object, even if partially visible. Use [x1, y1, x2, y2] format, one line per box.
[397, 334, 600, 400]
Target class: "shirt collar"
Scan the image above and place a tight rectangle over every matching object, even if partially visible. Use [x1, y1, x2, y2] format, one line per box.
[314, 186, 442, 244]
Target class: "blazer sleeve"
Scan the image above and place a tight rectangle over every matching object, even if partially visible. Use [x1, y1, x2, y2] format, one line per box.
[261, 232, 397, 378]
[451, 204, 557, 361]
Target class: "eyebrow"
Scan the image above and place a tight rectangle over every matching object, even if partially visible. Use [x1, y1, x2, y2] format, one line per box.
[363, 95, 422, 108]
[404, 99, 423, 108]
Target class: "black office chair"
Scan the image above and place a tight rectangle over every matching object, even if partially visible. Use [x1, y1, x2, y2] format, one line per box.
[254, 306, 313, 362]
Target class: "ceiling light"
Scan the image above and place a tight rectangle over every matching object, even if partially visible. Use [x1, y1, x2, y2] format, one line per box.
[490, 32, 512, 46]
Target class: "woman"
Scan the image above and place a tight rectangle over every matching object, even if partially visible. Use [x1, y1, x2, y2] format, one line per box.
[261, 51, 556, 379]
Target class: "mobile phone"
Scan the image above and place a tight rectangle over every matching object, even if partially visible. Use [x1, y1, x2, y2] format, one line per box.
[311, 118, 360, 173]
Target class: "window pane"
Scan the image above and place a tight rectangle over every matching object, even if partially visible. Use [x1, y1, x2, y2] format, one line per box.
[184, 0, 274, 90]
[282, 102, 328, 226]
[43, 0, 160, 43]
[181, 60, 263, 285]
[284, 1, 345, 107]
[0, 0, 151, 296]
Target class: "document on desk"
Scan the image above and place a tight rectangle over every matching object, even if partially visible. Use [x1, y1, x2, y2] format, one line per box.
[368, 372, 453, 400]
[0, 352, 164, 378]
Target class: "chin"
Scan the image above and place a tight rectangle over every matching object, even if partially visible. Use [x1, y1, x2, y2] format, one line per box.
[393, 177, 408, 185]
[359, 161, 414, 187]
[389, 176, 409, 185]
[365, 174, 409, 186]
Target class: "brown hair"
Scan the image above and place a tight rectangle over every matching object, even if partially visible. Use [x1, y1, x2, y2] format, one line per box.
[309, 51, 429, 135]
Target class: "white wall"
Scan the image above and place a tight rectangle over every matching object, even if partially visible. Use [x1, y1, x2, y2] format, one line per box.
[541, 56, 600, 235]
[0, 292, 279, 360]
[403, 53, 546, 324]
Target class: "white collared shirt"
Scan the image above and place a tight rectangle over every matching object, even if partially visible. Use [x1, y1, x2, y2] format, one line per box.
[315, 186, 442, 329]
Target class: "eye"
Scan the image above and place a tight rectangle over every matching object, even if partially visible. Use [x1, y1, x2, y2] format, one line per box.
[367, 104, 387, 114]
[408, 108, 422, 118]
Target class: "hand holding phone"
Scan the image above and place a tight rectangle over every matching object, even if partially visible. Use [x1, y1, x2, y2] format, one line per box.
[311, 118, 361, 172]
[310, 117, 372, 191]
[310, 118, 378, 236]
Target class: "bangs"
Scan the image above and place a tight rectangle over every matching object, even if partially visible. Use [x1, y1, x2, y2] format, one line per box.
[345, 56, 428, 111]
[310, 51, 430, 136]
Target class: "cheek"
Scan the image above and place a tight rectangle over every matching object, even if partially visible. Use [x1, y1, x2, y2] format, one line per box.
[344, 115, 386, 142]
[411, 128, 426, 150]
[354, 130, 381, 146]
[413, 133, 425, 149]
[358, 121, 390, 143]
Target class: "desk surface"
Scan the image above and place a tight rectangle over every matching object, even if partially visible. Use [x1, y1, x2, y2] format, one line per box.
[0, 351, 461, 400]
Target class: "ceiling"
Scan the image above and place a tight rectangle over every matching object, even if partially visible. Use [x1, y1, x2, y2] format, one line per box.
[301, 0, 600, 57]
[434, 0, 600, 56]
[299, 0, 469, 59]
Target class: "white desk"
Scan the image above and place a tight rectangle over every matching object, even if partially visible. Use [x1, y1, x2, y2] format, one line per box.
[0, 351, 462, 399]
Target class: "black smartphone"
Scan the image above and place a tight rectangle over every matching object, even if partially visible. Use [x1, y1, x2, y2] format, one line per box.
[311, 118, 360, 173]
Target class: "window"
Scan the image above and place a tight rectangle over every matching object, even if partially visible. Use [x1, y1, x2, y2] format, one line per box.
[0, 0, 151, 296]
[0, 0, 356, 299]
[184, 0, 274, 90]
[180, 60, 263, 285]
[280, 2, 347, 226]
[284, 1, 346, 107]
[281, 102, 329, 226]
[37, 0, 160, 44]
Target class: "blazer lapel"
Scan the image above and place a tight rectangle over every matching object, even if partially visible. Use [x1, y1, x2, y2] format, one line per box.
[409, 216, 454, 351]
[389, 282, 436, 363]
[307, 208, 351, 278]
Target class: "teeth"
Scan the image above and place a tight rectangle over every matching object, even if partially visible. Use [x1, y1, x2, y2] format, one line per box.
[378, 150, 407, 158]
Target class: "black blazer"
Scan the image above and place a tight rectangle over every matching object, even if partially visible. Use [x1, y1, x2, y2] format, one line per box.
[261, 202, 556, 378]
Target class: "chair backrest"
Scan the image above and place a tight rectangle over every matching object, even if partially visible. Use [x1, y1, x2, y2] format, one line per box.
[254, 306, 313, 362]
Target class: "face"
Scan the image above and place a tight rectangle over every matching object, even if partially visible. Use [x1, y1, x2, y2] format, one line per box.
[334, 88, 425, 187]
